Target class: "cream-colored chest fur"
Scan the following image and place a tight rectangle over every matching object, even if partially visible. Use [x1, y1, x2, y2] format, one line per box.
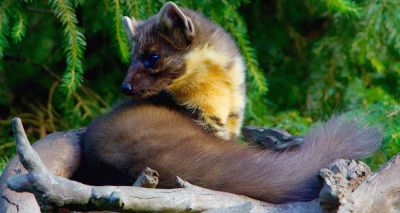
[167, 45, 245, 140]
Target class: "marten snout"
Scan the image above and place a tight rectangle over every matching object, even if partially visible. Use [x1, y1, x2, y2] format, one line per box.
[121, 82, 133, 94]
[121, 64, 145, 95]
[121, 68, 159, 98]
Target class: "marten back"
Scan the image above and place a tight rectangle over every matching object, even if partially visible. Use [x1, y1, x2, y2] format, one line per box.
[82, 102, 382, 203]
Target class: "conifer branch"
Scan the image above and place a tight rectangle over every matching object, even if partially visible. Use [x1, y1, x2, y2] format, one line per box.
[49, 0, 86, 94]
[11, 10, 27, 43]
[125, 0, 140, 19]
[0, 0, 13, 105]
[0, 0, 13, 58]
[112, 0, 130, 63]
[318, 0, 360, 16]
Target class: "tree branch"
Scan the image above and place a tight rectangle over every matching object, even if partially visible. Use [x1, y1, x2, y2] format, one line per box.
[0, 124, 83, 212]
[132, 167, 159, 188]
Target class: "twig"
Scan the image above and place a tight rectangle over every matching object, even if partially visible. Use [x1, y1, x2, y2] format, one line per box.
[132, 167, 159, 188]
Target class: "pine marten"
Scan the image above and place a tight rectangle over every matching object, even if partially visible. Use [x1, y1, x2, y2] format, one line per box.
[120, 2, 245, 140]
[81, 2, 382, 203]
[82, 102, 382, 203]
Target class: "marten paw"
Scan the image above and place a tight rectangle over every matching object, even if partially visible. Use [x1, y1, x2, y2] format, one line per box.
[242, 127, 304, 151]
[198, 115, 231, 140]
[214, 128, 231, 140]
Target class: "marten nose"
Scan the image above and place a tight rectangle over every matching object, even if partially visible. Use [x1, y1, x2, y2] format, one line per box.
[121, 82, 133, 93]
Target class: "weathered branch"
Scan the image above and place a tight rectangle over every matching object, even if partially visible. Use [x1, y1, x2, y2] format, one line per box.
[318, 159, 371, 212]
[0, 124, 83, 212]
[349, 155, 400, 212]
[2, 118, 400, 213]
[132, 167, 159, 188]
[316, 155, 400, 213]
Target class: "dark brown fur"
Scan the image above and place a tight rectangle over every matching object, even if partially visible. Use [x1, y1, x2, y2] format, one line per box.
[82, 102, 382, 203]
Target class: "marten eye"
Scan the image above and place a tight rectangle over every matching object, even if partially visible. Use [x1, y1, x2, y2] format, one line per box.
[142, 53, 160, 68]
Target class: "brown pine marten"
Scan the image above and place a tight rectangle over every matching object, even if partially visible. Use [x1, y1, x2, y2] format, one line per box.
[82, 102, 381, 203]
[81, 2, 382, 204]
[120, 2, 245, 140]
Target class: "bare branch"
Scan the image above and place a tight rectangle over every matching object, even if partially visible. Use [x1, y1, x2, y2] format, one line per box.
[11, 118, 47, 174]
[349, 155, 400, 213]
[318, 159, 371, 212]
[1, 121, 84, 212]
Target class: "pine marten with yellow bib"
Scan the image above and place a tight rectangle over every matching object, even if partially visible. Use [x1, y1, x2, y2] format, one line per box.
[120, 2, 245, 140]
[82, 2, 382, 203]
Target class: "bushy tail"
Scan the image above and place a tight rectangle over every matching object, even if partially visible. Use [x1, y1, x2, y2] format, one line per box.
[82, 104, 383, 204]
[249, 115, 383, 203]
[303, 115, 382, 159]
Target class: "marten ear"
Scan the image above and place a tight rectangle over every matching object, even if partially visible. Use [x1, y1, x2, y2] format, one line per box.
[122, 16, 138, 40]
[157, 2, 195, 43]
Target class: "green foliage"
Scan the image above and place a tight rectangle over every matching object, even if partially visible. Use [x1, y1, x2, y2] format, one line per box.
[0, 156, 10, 176]
[345, 96, 400, 170]
[111, 0, 130, 63]
[0, 0, 11, 58]
[0, 0, 399, 172]
[242, 0, 399, 169]
[49, 0, 86, 94]
[315, 0, 360, 16]
[10, 10, 27, 43]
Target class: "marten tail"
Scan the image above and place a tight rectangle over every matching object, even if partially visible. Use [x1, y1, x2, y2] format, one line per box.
[242, 115, 383, 203]
[303, 115, 382, 159]
[82, 105, 382, 204]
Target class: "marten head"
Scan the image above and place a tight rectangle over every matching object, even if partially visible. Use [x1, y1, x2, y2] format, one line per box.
[121, 2, 195, 99]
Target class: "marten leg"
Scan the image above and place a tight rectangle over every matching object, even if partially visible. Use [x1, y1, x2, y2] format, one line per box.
[242, 126, 304, 151]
